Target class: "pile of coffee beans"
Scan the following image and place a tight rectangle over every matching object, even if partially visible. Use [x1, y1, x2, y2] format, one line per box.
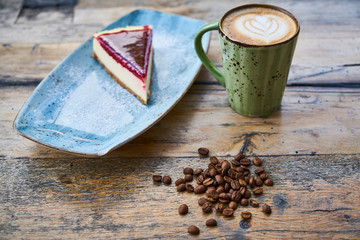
[153, 147, 274, 236]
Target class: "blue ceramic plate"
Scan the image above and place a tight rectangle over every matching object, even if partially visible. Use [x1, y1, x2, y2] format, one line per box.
[14, 9, 209, 156]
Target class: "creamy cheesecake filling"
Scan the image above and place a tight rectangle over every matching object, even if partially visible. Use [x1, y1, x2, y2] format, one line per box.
[93, 39, 152, 102]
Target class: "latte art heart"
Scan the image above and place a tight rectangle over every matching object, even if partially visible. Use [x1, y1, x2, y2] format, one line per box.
[221, 7, 298, 45]
[235, 14, 288, 44]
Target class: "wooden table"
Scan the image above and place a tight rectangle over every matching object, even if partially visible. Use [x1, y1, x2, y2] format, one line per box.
[1, 0, 359, 239]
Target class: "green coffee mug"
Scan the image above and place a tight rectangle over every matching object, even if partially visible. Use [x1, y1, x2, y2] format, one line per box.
[194, 4, 300, 117]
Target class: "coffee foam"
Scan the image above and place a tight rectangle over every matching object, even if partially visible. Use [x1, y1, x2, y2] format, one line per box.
[222, 7, 298, 45]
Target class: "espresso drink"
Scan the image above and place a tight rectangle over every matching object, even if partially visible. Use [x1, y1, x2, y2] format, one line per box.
[222, 6, 298, 45]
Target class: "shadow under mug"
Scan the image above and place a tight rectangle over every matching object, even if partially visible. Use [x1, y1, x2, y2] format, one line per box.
[194, 4, 300, 117]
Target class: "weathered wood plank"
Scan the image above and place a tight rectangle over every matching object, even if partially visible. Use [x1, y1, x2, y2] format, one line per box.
[2, 85, 360, 158]
[1, 39, 359, 87]
[0, 0, 22, 25]
[0, 154, 359, 239]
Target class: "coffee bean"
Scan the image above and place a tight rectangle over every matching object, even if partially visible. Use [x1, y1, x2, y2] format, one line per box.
[162, 176, 172, 185]
[198, 147, 209, 156]
[255, 168, 265, 175]
[231, 190, 242, 202]
[239, 158, 251, 166]
[177, 183, 186, 192]
[209, 189, 219, 200]
[203, 169, 210, 177]
[194, 184, 207, 194]
[216, 186, 225, 194]
[203, 178, 214, 186]
[240, 198, 249, 206]
[239, 187, 246, 196]
[262, 204, 272, 214]
[175, 178, 186, 186]
[219, 192, 230, 203]
[223, 207, 234, 217]
[193, 168, 203, 176]
[230, 180, 240, 190]
[231, 159, 240, 167]
[215, 202, 226, 213]
[223, 176, 233, 183]
[252, 157, 262, 166]
[243, 189, 252, 199]
[249, 176, 255, 188]
[229, 201, 238, 210]
[207, 186, 216, 191]
[264, 179, 274, 186]
[198, 197, 208, 206]
[249, 199, 259, 208]
[235, 172, 244, 179]
[255, 177, 263, 187]
[228, 168, 237, 179]
[215, 175, 224, 185]
[178, 204, 189, 215]
[196, 174, 204, 185]
[221, 160, 231, 171]
[152, 175, 162, 183]
[210, 156, 219, 165]
[241, 211, 252, 219]
[186, 184, 194, 192]
[188, 225, 200, 235]
[185, 174, 193, 182]
[209, 168, 217, 178]
[244, 176, 250, 184]
[253, 187, 263, 195]
[183, 167, 194, 175]
[206, 219, 217, 227]
[224, 182, 231, 192]
[238, 179, 247, 187]
[207, 197, 217, 203]
[234, 153, 245, 161]
[202, 201, 212, 213]
[259, 173, 268, 180]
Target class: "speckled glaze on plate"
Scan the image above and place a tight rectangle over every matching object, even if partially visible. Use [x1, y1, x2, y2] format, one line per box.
[14, 9, 210, 156]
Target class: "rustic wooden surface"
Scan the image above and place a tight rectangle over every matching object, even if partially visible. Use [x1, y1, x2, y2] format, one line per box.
[1, 0, 359, 239]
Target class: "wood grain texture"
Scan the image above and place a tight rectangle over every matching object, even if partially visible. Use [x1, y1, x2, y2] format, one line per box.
[1, 85, 360, 158]
[0, 154, 359, 239]
[1, 0, 360, 238]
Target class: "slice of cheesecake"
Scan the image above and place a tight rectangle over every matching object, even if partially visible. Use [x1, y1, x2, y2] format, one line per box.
[93, 25, 153, 104]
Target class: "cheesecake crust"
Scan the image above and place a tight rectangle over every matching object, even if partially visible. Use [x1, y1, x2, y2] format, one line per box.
[93, 51, 153, 105]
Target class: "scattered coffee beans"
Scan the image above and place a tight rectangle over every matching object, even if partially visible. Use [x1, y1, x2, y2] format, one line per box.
[179, 204, 189, 215]
[183, 167, 194, 175]
[202, 201, 212, 213]
[177, 183, 186, 192]
[175, 178, 186, 186]
[223, 207, 234, 217]
[262, 204, 272, 214]
[229, 201, 238, 210]
[241, 211, 252, 219]
[186, 184, 194, 192]
[163, 176, 172, 185]
[152, 175, 162, 183]
[240, 198, 249, 206]
[249, 199, 259, 208]
[198, 197, 208, 206]
[153, 150, 276, 236]
[185, 174, 193, 182]
[253, 187, 263, 195]
[198, 147, 209, 156]
[252, 157, 262, 166]
[206, 218, 217, 227]
[264, 179, 274, 186]
[188, 225, 200, 235]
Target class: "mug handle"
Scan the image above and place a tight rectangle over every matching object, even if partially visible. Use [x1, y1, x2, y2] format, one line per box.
[194, 20, 225, 87]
